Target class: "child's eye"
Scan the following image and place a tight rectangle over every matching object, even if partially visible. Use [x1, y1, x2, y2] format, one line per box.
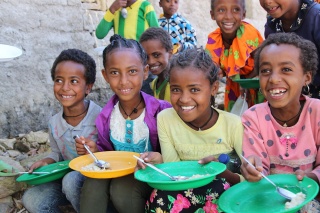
[54, 79, 63, 83]
[171, 88, 180, 93]
[233, 7, 241, 12]
[260, 68, 270, 74]
[153, 53, 160, 58]
[129, 69, 137, 74]
[282, 68, 292, 72]
[217, 8, 225, 13]
[190, 88, 200, 93]
[71, 79, 78, 84]
[110, 71, 119, 75]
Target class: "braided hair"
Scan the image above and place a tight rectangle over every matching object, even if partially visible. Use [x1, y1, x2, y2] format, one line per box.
[102, 34, 147, 68]
[168, 48, 220, 105]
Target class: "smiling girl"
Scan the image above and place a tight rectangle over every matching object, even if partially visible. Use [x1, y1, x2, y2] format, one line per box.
[206, 0, 264, 111]
[137, 48, 243, 212]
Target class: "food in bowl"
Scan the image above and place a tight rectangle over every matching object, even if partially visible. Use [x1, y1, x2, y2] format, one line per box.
[81, 162, 110, 171]
[285, 192, 306, 209]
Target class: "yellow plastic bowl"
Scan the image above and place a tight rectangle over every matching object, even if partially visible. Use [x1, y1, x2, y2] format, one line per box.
[69, 151, 139, 179]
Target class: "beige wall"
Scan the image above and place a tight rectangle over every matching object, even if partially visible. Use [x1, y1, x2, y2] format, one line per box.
[0, 0, 266, 138]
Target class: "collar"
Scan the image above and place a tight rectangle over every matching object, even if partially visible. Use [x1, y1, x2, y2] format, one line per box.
[268, 0, 315, 32]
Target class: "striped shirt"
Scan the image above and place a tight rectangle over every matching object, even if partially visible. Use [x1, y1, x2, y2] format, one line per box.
[96, 0, 159, 41]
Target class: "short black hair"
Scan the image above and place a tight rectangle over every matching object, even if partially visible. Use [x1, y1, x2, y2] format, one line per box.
[51, 49, 96, 85]
[168, 47, 219, 105]
[102, 34, 147, 68]
[254, 32, 318, 77]
[211, 0, 246, 10]
[139, 27, 173, 52]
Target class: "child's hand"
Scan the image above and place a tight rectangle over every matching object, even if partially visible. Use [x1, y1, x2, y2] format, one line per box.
[135, 152, 163, 171]
[109, 0, 127, 14]
[74, 136, 98, 155]
[295, 169, 306, 181]
[198, 155, 218, 165]
[240, 155, 263, 182]
[28, 158, 55, 173]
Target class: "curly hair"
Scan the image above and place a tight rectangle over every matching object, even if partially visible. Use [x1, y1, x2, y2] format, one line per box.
[211, 0, 246, 10]
[51, 49, 96, 85]
[254, 32, 318, 77]
[102, 34, 147, 68]
[168, 47, 220, 105]
[139, 27, 173, 52]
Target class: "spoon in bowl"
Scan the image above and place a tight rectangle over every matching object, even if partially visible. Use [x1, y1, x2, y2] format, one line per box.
[133, 155, 188, 181]
[241, 155, 296, 200]
[74, 135, 109, 169]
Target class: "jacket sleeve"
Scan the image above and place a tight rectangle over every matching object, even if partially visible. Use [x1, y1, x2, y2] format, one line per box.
[95, 10, 115, 39]
[182, 18, 197, 50]
[145, 4, 160, 27]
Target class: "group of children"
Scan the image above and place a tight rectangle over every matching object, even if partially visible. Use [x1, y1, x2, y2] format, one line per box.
[20, 0, 320, 212]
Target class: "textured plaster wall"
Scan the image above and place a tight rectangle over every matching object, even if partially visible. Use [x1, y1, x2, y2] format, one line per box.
[0, 0, 266, 138]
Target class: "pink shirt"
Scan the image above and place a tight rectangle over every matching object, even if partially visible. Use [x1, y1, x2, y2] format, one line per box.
[242, 96, 320, 183]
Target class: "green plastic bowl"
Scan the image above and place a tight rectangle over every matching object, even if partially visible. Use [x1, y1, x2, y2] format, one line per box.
[16, 160, 71, 185]
[233, 78, 260, 89]
[134, 161, 226, 191]
[218, 174, 319, 213]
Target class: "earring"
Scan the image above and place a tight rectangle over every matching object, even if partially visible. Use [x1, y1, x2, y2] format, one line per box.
[303, 84, 310, 96]
[259, 88, 263, 94]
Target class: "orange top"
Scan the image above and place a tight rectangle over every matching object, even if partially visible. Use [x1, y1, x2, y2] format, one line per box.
[206, 21, 264, 111]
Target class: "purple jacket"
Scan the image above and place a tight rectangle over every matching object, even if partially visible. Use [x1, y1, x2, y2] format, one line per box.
[95, 92, 171, 152]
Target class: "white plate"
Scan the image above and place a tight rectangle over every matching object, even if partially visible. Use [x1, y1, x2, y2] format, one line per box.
[0, 44, 23, 62]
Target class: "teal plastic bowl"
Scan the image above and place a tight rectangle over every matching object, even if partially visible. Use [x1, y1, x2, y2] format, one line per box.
[16, 160, 71, 185]
[135, 161, 226, 191]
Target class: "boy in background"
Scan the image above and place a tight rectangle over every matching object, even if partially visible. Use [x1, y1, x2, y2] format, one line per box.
[158, 0, 197, 53]
[96, 0, 159, 41]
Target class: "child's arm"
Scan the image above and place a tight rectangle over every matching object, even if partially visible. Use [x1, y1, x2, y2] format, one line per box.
[96, 0, 126, 39]
[144, 2, 159, 28]
[27, 158, 56, 172]
[180, 18, 197, 50]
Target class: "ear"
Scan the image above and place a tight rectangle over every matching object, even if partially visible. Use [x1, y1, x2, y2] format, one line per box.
[242, 9, 246, 19]
[211, 80, 220, 96]
[304, 71, 312, 85]
[143, 65, 149, 80]
[85, 83, 94, 95]
[101, 68, 109, 83]
[210, 10, 215, 20]
[159, 1, 162, 7]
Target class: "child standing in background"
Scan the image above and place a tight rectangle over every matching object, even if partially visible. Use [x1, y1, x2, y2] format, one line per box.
[75, 35, 171, 213]
[259, 0, 320, 99]
[22, 49, 101, 213]
[158, 0, 197, 53]
[95, 0, 159, 41]
[137, 48, 243, 212]
[140, 27, 173, 103]
[206, 0, 264, 111]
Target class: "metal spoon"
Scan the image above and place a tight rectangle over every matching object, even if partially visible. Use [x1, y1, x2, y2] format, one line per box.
[18, 172, 50, 175]
[74, 135, 109, 169]
[241, 155, 296, 200]
[133, 155, 188, 181]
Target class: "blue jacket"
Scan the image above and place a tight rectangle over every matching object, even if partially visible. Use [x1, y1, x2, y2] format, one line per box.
[96, 92, 171, 152]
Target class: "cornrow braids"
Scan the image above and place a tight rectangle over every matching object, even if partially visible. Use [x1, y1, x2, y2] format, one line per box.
[139, 27, 173, 52]
[102, 34, 148, 68]
[168, 47, 220, 105]
[51, 49, 96, 85]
